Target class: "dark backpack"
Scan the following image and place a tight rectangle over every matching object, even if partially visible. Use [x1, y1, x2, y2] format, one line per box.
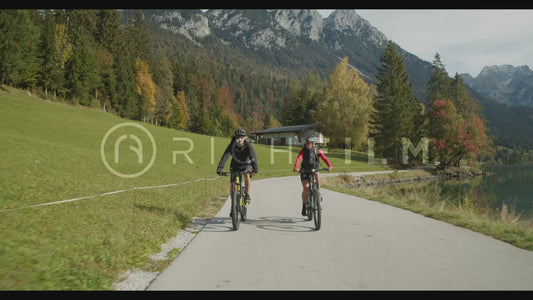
[302, 146, 319, 169]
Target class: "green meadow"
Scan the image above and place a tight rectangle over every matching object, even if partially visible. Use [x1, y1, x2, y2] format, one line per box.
[0, 87, 385, 290]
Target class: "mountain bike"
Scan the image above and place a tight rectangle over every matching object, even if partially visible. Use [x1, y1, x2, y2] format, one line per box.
[220, 170, 251, 230]
[299, 167, 329, 230]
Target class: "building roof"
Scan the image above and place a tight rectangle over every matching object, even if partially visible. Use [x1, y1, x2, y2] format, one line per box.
[253, 124, 314, 135]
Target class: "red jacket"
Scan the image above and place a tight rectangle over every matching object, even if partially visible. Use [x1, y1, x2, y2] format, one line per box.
[294, 147, 332, 170]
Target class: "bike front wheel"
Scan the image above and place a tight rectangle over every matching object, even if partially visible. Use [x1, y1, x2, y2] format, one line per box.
[313, 189, 321, 230]
[231, 189, 240, 230]
[306, 191, 313, 221]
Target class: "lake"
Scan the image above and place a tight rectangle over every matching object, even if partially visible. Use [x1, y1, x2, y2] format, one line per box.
[439, 165, 533, 221]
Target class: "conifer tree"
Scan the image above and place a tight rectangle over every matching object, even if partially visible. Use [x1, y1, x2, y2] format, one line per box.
[37, 10, 57, 97]
[371, 41, 422, 164]
[95, 9, 121, 110]
[281, 73, 324, 126]
[426, 53, 451, 108]
[96, 10, 121, 55]
[450, 73, 481, 117]
[114, 38, 138, 119]
[66, 45, 100, 104]
[0, 10, 39, 87]
[150, 51, 173, 126]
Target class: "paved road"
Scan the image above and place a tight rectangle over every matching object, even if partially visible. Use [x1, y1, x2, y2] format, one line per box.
[147, 173, 533, 290]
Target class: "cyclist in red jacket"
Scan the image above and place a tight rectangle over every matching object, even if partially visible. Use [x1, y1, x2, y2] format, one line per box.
[293, 135, 333, 216]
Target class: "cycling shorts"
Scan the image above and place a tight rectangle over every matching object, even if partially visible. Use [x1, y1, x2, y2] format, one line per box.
[300, 169, 316, 181]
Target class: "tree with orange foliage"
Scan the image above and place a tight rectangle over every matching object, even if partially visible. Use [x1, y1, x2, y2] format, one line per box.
[135, 58, 156, 123]
[428, 99, 489, 168]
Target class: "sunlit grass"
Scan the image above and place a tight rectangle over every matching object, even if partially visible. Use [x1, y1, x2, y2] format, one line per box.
[0, 86, 388, 290]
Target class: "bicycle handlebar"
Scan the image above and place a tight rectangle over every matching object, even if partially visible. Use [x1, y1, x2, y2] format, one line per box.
[218, 170, 254, 176]
[295, 167, 330, 173]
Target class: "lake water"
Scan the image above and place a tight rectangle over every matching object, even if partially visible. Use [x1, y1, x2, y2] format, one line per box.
[439, 165, 533, 220]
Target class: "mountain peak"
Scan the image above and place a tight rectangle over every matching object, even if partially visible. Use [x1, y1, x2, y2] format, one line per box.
[272, 9, 324, 41]
[324, 10, 388, 46]
[466, 64, 533, 106]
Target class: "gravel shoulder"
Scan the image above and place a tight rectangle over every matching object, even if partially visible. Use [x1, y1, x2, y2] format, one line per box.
[113, 217, 208, 290]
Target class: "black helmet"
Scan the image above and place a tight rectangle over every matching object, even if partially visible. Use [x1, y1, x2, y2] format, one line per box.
[235, 128, 247, 137]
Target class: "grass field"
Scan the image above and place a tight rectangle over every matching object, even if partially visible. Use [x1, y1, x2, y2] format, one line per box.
[0, 87, 386, 290]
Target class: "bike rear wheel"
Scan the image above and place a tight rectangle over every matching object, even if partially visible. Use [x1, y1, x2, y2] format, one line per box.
[313, 189, 321, 230]
[306, 190, 313, 221]
[231, 188, 240, 230]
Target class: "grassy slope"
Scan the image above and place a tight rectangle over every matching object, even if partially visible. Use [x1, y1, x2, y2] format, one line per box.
[0, 87, 386, 290]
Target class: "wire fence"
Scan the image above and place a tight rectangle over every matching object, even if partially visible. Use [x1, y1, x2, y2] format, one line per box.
[0, 168, 347, 214]
[0, 176, 224, 214]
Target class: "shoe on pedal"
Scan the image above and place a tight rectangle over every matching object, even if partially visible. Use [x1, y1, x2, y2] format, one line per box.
[245, 194, 251, 203]
[301, 205, 307, 216]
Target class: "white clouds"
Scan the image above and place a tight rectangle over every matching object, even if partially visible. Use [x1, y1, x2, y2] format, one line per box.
[320, 9, 533, 77]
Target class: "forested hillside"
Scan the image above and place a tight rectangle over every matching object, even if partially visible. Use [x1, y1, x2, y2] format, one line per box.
[1, 9, 532, 151]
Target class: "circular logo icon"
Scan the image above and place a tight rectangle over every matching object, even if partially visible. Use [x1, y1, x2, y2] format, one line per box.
[100, 122, 157, 178]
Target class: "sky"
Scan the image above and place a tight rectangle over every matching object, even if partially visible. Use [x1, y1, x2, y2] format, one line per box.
[318, 9, 533, 77]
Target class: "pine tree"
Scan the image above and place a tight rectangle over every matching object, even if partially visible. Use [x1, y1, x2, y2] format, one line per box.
[130, 11, 152, 62]
[37, 10, 57, 97]
[371, 41, 422, 164]
[95, 9, 122, 110]
[450, 73, 481, 117]
[114, 39, 137, 119]
[66, 45, 100, 104]
[426, 53, 452, 108]
[96, 10, 121, 55]
[150, 51, 173, 126]
[0, 10, 39, 87]
[280, 73, 323, 126]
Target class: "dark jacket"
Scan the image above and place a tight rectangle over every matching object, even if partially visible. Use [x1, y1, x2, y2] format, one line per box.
[217, 137, 258, 172]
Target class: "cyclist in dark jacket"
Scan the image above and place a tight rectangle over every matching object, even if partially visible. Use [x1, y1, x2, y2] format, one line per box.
[293, 135, 332, 216]
[217, 129, 258, 202]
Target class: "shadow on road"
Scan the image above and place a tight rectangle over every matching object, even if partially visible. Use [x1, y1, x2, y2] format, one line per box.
[202, 216, 316, 232]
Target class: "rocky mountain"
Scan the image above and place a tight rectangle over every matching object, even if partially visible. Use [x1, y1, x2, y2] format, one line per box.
[145, 9, 432, 99]
[461, 65, 533, 107]
[133, 9, 533, 149]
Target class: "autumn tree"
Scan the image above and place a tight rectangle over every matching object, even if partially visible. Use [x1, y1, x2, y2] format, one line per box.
[135, 58, 156, 123]
[243, 105, 265, 135]
[216, 79, 241, 135]
[316, 57, 372, 149]
[427, 99, 463, 168]
[426, 55, 491, 168]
